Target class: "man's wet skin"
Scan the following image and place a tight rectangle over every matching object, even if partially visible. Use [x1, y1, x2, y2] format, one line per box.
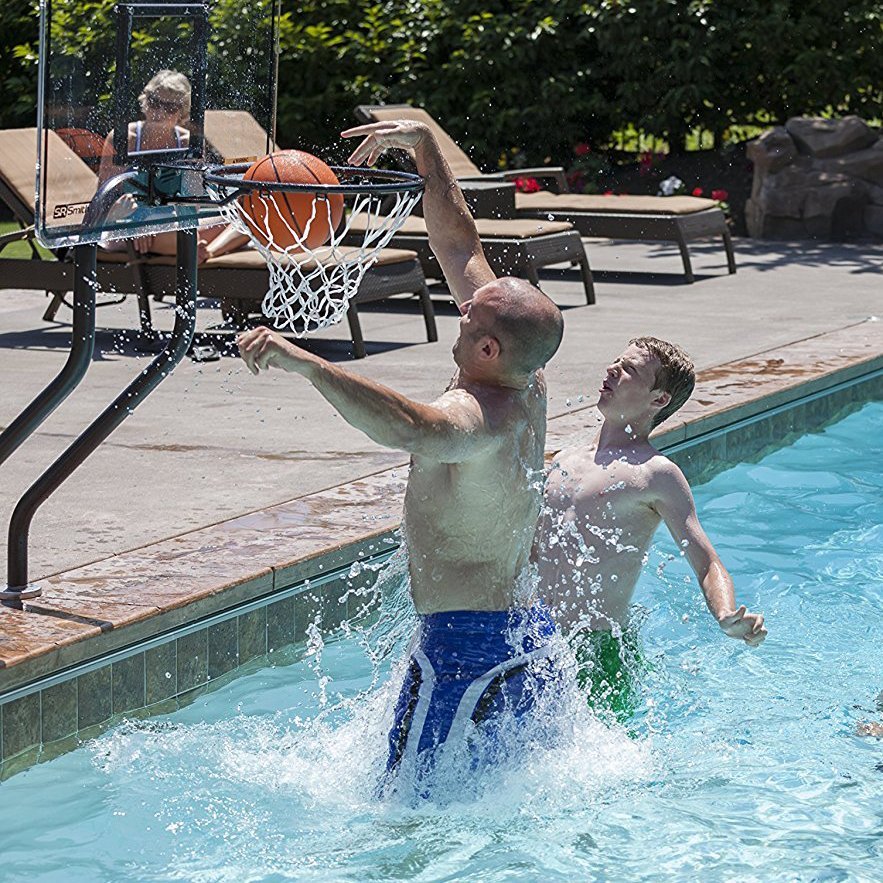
[536, 341, 767, 647]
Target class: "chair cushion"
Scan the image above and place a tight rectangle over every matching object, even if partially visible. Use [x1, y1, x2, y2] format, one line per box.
[0, 128, 98, 223]
[347, 214, 573, 239]
[136, 245, 419, 271]
[516, 192, 719, 215]
[203, 110, 277, 164]
[358, 106, 483, 179]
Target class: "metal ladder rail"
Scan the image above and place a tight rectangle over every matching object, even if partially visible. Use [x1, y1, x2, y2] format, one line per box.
[1, 230, 199, 607]
[0, 246, 98, 468]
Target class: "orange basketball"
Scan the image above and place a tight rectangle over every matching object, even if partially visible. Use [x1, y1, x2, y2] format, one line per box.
[240, 150, 344, 252]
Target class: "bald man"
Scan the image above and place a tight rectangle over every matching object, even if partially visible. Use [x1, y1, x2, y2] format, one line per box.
[238, 120, 564, 790]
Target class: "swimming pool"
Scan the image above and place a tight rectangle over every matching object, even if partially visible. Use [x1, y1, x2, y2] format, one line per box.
[1, 401, 882, 881]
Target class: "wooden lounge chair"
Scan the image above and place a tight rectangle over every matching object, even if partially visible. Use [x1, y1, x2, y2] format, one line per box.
[205, 110, 594, 305]
[0, 127, 437, 358]
[344, 213, 594, 304]
[354, 104, 737, 283]
[0, 127, 158, 334]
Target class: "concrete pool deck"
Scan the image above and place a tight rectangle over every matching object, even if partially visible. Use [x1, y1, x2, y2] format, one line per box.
[2, 237, 881, 580]
[1, 235, 882, 774]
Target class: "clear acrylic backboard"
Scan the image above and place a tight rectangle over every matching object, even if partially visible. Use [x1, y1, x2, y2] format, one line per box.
[35, 0, 279, 248]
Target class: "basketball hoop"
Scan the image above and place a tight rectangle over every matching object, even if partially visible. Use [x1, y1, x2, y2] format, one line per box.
[203, 164, 424, 334]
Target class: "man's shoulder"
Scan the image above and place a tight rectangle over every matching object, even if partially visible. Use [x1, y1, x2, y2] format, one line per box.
[645, 451, 692, 499]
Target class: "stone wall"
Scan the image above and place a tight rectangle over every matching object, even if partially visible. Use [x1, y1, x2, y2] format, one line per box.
[746, 116, 883, 240]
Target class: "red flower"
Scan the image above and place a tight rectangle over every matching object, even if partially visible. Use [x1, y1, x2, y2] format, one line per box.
[574, 142, 591, 156]
[515, 176, 541, 194]
[567, 170, 586, 192]
[603, 190, 614, 196]
[692, 187, 704, 197]
[638, 151, 654, 175]
[711, 189, 729, 202]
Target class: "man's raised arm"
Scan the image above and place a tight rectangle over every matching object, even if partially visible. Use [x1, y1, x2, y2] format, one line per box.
[238, 326, 498, 463]
[652, 464, 767, 647]
[342, 120, 495, 305]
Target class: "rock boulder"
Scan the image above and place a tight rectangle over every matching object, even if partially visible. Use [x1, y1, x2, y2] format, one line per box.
[747, 117, 883, 240]
[785, 116, 878, 159]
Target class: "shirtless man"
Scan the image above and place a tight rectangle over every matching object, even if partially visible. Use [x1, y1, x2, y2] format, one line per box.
[238, 120, 564, 783]
[535, 337, 767, 718]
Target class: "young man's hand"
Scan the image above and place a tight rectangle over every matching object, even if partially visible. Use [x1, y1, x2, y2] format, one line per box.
[237, 326, 317, 377]
[717, 605, 767, 647]
[341, 120, 429, 166]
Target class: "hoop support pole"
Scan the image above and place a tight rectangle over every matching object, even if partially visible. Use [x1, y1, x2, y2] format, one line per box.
[0, 245, 97, 470]
[2, 230, 199, 608]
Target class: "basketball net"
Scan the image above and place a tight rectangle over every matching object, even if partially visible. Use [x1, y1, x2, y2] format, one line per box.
[211, 187, 422, 335]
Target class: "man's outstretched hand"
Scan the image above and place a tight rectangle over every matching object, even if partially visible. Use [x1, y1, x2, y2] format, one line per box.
[341, 120, 429, 167]
[718, 605, 767, 647]
[237, 326, 317, 377]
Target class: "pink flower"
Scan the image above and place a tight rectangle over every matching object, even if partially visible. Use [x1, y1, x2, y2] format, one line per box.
[711, 189, 729, 202]
[692, 187, 704, 197]
[515, 176, 541, 193]
[574, 143, 591, 156]
[567, 170, 586, 192]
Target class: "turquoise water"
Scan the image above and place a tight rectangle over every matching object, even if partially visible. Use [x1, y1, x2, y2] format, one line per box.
[2, 401, 883, 882]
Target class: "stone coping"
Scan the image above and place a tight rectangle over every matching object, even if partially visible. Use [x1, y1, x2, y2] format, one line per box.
[1, 318, 882, 698]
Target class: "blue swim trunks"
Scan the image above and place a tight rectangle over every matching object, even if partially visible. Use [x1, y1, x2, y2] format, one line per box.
[384, 603, 558, 784]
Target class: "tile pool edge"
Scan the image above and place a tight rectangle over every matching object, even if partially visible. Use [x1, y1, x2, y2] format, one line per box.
[1, 320, 882, 778]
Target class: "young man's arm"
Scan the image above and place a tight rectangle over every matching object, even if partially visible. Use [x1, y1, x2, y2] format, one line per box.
[341, 120, 495, 306]
[651, 462, 767, 647]
[238, 326, 498, 463]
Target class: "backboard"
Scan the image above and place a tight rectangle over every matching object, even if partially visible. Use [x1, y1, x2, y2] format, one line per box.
[36, 0, 280, 248]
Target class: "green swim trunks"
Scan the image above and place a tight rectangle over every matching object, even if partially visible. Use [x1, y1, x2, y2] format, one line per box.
[572, 627, 648, 722]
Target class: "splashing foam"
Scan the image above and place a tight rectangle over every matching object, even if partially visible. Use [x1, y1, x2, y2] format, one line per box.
[89, 542, 653, 856]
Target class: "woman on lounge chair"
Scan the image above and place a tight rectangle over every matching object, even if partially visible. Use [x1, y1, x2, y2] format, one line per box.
[98, 70, 247, 263]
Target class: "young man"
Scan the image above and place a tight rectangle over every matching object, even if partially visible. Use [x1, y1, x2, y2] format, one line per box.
[238, 120, 564, 787]
[534, 337, 767, 718]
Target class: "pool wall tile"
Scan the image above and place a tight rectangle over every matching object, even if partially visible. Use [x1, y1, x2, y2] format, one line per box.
[145, 642, 178, 706]
[0, 745, 40, 781]
[112, 653, 146, 715]
[293, 590, 323, 644]
[208, 620, 239, 680]
[40, 680, 78, 744]
[238, 609, 267, 663]
[266, 596, 295, 652]
[77, 666, 112, 729]
[176, 630, 208, 693]
[2, 692, 40, 760]
[175, 684, 209, 710]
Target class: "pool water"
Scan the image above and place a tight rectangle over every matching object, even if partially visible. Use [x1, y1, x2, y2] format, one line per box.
[2, 401, 883, 882]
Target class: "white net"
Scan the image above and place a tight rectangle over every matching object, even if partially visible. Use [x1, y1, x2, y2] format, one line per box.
[209, 183, 422, 335]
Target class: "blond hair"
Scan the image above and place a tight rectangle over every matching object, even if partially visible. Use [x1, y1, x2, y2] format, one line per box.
[629, 336, 695, 427]
[138, 70, 191, 121]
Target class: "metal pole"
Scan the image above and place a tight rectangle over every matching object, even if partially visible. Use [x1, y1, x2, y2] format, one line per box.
[2, 230, 199, 607]
[0, 245, 97, 468]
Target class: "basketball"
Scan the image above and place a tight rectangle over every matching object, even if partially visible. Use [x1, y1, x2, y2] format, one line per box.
[240, 150, 344, 252]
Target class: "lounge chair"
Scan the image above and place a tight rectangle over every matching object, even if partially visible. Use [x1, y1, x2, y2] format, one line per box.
[0, 127, 158, 334]
[344, 213, 594, 304]
[0, 127, 436, 358]
[354, 104, 737, 283]
[205, 110, 594, 304]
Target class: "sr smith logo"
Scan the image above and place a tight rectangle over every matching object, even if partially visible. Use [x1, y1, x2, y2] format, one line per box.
[52, 202, 89, 220]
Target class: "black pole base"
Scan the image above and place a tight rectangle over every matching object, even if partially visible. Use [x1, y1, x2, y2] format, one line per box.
[0, 585, 42, 610]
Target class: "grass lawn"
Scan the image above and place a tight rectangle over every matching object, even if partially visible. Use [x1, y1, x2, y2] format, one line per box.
[0, 221, 55, 260]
